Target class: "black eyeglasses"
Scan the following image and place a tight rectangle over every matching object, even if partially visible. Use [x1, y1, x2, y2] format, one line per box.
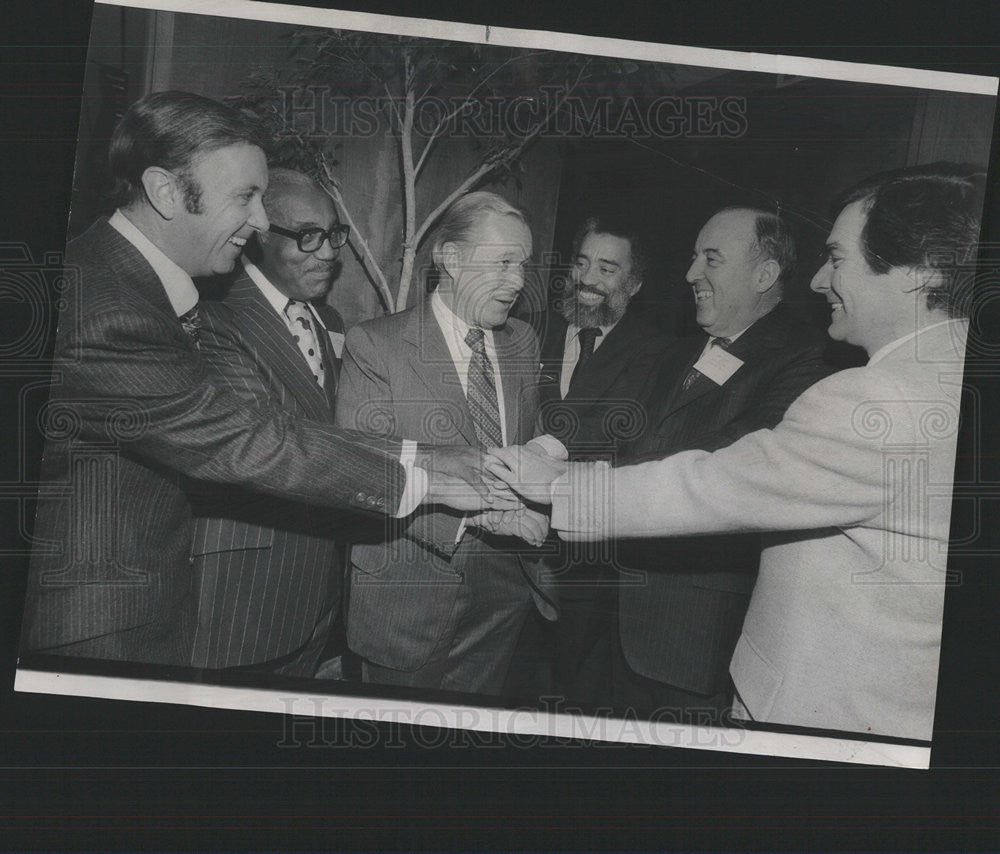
[269, 223, 350, 253]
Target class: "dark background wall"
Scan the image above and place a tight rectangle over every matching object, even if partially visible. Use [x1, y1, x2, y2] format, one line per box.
[70, 6, 995, 339]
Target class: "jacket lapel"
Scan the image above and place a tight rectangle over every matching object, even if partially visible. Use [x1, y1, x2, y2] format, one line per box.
[653, 306, 790, 428]
[224, 272, 332, 420]
[566, 313, 642, 404]
[403, 300, 478, 446]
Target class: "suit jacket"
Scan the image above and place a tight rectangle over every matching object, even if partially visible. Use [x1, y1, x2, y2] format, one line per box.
[537, 311, 670, 459]
[553, 319, 967, 740]
[616, 305, 835, 695]
[186, 270, 346, 668]
[22, 218, 404, 665]
[335, 298, 553, 671]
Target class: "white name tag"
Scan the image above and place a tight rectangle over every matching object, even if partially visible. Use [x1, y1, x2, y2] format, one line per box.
[691, 346, 743, 385]
[327, 331, 345, 358]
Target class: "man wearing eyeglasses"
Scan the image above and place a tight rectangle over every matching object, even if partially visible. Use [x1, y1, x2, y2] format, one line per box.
[186, 168, 358, 676]
[22, 92, 502, 669]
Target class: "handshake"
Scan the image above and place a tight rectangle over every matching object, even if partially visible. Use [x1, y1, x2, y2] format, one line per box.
[416, 436, 571, 547]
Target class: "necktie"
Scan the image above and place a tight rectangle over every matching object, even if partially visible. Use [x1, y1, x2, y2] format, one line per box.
[681, 336, 732, 391]
[285, 300, 326, 388]
[179, 303, 202, 347]
[570, 326, 602, 388]
[464, 326, 504, 449]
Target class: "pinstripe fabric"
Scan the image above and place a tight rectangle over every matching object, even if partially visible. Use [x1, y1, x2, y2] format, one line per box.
[187, 271, 345, 670]
[21, 219, 404, 665]
[616, 305, 835, 695]
[335, 299, 547, 693]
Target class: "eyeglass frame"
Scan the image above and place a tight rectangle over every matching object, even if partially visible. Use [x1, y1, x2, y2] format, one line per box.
[268, 222, 351, 253]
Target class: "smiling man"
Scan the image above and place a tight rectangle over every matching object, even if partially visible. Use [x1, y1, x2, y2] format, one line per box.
[22, 92, 497, 668]
[186, 168, 353, 676]
[335, 191, 558, 695]
[600, 205, 834, 722]
[490, 162, 984, 740]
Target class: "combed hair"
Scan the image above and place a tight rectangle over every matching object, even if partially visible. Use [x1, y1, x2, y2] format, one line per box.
[835, 161, 986, 316]
[571, 214, 649, 285]
[430, 191, 527, 266]
[108, 90, 265, 209]
[714, 205, 796, 288]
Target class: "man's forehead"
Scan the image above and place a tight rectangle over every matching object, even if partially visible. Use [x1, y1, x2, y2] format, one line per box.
[827, 199, 867, 247]
[697, 209, 757, 250]
[269, 187, 337, 225]
[580, 231, 631, 261]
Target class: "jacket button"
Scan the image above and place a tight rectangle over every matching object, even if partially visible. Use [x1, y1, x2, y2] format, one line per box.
[355, 492, 366, 503]
[377, 497, 385, 507]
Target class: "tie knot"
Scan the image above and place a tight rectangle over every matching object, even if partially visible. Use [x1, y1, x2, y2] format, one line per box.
[465, 326, 487, 353]
[579, 327, 602, 349]
[712, 336, 732, 350]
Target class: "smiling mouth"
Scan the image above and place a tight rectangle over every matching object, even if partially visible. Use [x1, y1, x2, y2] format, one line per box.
[694, 289, 713, 303]
[829, 301, 844, 313]
[228, 236, 247, 248]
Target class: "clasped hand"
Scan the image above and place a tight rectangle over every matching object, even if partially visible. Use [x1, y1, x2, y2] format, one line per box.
[483, 440, 570, 505]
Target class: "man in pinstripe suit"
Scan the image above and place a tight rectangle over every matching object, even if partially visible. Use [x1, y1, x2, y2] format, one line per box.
[188, 169, 352, 675]
[21, 92, 502, 668]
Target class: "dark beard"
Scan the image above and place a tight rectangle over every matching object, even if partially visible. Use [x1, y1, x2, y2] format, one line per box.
[557, 285, 630, 328]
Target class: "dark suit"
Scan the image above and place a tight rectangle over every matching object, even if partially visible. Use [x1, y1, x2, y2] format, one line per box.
[21, 219, 403, 666]
[538, 311, 669, 460]
[516, 310, 669, 702]
[614, 304, 835, 713]
[187, 268, 345, 673]
[335, 297, 554, 695]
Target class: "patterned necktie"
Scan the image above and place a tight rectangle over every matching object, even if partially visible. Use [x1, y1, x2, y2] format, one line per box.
[285, 300, 326, 388]
[681, 336, 732, 391]
[570, 326, 602, 387]
[464, 326, 504, 449]
[179, 303, 202, 348]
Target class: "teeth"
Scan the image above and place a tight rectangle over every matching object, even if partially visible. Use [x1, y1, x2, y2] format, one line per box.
[694, 290, 712, 302]
[228, 236, 247, 247]
[830, 302, 844, 312]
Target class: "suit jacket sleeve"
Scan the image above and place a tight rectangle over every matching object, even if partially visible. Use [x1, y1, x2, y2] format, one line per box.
[554, 367, 893, 538]
[58, 304, 406, 514]
[336, 323, 465, 556]
[690, 343, 833, 455]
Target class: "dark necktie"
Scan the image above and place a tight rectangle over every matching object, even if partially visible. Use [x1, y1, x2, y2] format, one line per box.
[681, 336, 732, 391]
[179, 303, 202, 347]
[464, 326, 504, 449]
[570, 326, 602, 388]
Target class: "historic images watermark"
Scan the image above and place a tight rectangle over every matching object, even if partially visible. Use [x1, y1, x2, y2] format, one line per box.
[278, 85, 749, 142]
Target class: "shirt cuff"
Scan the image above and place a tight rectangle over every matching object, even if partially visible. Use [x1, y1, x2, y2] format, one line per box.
[550, 461, 611, 534]
[394, 439, 428, 518]
[526, 434, 569, 461]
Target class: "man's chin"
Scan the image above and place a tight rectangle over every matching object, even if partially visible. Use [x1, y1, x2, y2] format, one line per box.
[559, 299, 616, 328]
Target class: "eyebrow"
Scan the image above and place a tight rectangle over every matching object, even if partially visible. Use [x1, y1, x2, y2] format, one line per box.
[825, 241, 844, 253]
[576, 253, 621, 268]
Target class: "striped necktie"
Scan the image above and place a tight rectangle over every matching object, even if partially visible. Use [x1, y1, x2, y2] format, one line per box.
[464, 326, 504, 449]
[179, 303, 202, 347]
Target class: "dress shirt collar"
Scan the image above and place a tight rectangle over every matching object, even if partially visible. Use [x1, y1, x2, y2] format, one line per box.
[242, 258, 327, 329]
[431, 289, 491, 356]
[867, 318, 958, 366]
[109, 209, 200, 317]
[566, 316, 620, 352]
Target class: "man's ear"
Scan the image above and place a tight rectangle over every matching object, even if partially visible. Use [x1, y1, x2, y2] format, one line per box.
[910, 265, 942, 293]
[140, 167, 179, 220]
[436, 241, 462, 282]
[626, 275, 643, 297]
[755, 258, 781, 293]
